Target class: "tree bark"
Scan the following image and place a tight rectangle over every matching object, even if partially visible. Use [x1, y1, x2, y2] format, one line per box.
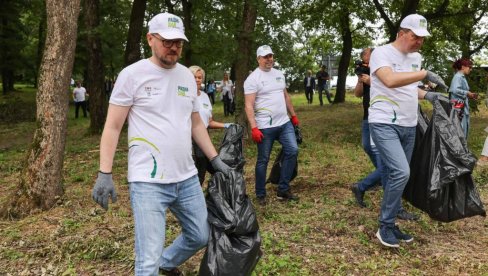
[124, 0, 146, 66]
[0, 0, 81, 219]
[334, 13, 352, 104]
[234, 0, 257, 129]
[85, 0, 107, 134]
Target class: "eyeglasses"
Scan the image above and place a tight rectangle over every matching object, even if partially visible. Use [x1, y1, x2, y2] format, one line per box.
[151, 34, 184, 48]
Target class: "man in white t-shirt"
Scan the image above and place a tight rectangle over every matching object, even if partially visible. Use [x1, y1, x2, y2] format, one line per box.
[368, 14, 447, 248]
[91, 13, 230, 275]
[244, 45, 300, 206]
[73, 81, 89, 118]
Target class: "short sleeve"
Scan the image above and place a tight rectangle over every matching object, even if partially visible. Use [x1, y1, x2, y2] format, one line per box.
[109, 69, 134, 106]
[244, 74, 257, 94]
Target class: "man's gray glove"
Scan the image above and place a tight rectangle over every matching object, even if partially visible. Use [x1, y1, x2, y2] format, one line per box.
[210, 156, 231, 176]
[92, 171, 117, 210]
[425, 71, 448, 90]
[424, 92, 444, 102]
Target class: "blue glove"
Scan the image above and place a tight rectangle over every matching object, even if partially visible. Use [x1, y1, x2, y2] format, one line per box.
[92, 171, 117, 210]
[210, 156, 231, 176]
[425, 71, 448, 90]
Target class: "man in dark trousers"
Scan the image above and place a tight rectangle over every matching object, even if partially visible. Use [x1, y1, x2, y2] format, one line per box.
[316, 65, 332, 105]
[303, 70, 315, 104]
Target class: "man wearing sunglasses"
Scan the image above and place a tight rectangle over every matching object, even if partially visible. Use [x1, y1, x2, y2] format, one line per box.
[91, 12, 230, 275]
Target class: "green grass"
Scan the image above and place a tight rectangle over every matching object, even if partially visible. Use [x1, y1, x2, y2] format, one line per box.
[0, 89, 487, 275]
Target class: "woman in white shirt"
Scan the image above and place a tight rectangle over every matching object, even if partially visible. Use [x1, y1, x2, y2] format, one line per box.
[219, 72, 234, 116]
[189, 66, 232, 185]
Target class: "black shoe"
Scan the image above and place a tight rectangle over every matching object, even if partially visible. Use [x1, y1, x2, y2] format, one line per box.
[397, 209, 419, 221]
[160, 267, 183, 276]
[256, 196, 266, 206]
[277, 190, 299, 201]
[351, 183, 366, 208]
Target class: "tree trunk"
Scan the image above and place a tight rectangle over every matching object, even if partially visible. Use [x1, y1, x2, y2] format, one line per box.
[234, 0, 257, 129]
[35, 8, 47, 88]
[85, 0, 107, 134]
[0, 0, 81, 219]
[124, 0, 146, 66]
[333, 13, 352, 104]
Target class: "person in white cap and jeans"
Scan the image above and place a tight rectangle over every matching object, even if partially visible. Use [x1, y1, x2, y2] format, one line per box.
[368, 14, 447, 248]
[244, 45, 300, 206]
[91, 12, 230, 275]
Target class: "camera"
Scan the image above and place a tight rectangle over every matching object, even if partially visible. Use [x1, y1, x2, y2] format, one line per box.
[354, 60, 370, 76]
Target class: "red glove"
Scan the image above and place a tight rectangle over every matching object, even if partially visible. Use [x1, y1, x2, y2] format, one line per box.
[251, 127, 264, 143]
[291, 115, 299, 126]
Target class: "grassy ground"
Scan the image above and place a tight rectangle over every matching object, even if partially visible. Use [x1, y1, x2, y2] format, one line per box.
[0, 88, 487, 275]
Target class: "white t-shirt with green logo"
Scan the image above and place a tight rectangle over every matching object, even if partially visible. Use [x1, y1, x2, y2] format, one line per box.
[110, 59, 199, 184]
[368, 44, 421, 127]
[244, 68, 290, 129]
[197, 91, 212, 128]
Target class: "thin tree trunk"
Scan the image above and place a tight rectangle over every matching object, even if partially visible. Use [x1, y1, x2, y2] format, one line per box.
[0, 0, 81, 219]
[234, 0, 257, 130]
[334, 14, 352, 104]
[124, 0, 146, 66]
[85, 0, 107, 134]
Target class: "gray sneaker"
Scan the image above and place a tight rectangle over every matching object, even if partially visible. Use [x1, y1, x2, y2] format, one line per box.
[397, 209, 419, 221]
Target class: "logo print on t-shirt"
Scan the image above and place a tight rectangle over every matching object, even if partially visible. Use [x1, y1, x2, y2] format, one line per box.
[145, 86, 152, 96]
[177, 86, 189, 97]
[276, 77, 284, 83]
[411, 64, 419, 71]
[203, 103, 209, 109]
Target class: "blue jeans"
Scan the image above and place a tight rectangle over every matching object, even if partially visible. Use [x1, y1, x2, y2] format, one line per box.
[358, 120, 383, 192]
[255, 121, 298, 197]
[370, 123, 416, 226]
[130, 175, 209, 275]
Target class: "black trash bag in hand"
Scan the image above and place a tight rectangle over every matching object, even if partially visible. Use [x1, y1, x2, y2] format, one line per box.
[267, 125, 302, 184]
[403, 96, 486, 222]
[199, 125, 261, 276]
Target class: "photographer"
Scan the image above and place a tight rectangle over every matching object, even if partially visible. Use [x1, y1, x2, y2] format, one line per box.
[351, 48, 380, 207]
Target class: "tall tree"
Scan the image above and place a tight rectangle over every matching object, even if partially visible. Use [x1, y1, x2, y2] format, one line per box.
[85, 0, 107, 133]
[234, 0, 258, 127]
[124, 0, 146, 66]
[1, 0, 81, 219]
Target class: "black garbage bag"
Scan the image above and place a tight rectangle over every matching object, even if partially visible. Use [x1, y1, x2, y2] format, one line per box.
[267, 125, 302, 184]
[199, 125, 261, 276]
[206, 124, 245, 175]
[404, 96, 486, 222]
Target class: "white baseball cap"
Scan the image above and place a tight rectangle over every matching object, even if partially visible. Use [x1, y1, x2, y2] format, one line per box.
[256, 45, 274, 57]
[148, 12, 188, 42]
[400, 14, 430, 37]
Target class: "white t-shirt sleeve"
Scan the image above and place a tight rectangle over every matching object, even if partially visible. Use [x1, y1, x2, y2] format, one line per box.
[244, 73, 258, 94]
[110, 69, 135, 106]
